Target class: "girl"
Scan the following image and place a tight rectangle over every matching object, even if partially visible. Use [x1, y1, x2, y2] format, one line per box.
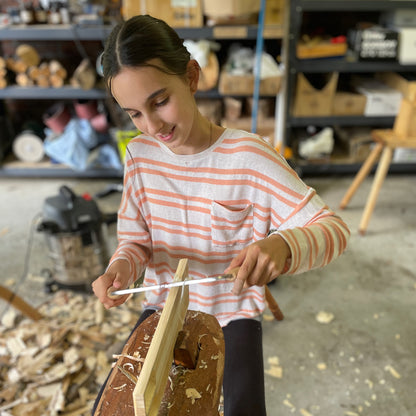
[92, 15, 350, 415]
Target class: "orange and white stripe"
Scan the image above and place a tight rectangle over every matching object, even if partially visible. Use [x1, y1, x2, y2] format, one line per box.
[110, 129, 350, 327]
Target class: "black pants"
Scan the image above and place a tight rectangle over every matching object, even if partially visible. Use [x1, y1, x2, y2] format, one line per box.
[92, 311, 266, 416]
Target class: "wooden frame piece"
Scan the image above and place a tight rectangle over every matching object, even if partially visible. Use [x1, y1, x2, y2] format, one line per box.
[133, 259, 190, 416]
[0, 285, 42, 321]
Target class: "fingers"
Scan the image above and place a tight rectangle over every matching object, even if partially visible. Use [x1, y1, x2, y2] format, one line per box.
[230, 240, 285, 295]
[91, 259, 131, 309]
[92, 271, 129, 309]
[232, 274, 245, 296]
[231, 258, 255, 296]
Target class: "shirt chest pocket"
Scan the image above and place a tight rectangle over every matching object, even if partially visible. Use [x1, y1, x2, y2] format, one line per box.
[211, 202, 254, 247]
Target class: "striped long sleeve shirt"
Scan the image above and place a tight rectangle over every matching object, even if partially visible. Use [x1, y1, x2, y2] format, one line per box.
[111, 128, 350, 327]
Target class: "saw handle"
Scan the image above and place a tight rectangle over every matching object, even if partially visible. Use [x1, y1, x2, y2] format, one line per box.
[264, 286, 284, 321]
[228, 267, 284, 321]
[107, 286, 122, 300]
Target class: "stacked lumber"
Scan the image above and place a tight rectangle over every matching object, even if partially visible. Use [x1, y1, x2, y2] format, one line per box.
[0, 290, 144, 416]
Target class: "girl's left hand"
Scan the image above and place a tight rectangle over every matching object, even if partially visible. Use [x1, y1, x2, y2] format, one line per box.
[225, 234, 291, 295]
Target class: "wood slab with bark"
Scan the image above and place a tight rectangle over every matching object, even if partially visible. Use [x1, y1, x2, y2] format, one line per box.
[94, 259, 225, 416]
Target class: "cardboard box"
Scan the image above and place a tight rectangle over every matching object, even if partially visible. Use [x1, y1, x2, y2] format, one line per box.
[202, 0, 260, 18]
[221, 117, 275, 143]
[348, 26, 398, 61]
[393, 147, 416, 163]
[381, 9, 416, 28]
[398, 28, 416, 64]
[376, 72, 416, 101]
[332, 92, 367, 116]
[123, 0, 203, 28]
[334, 126, 373, 163]
[292, 72, 339, 117]
[224, 97, 243, 121]
[196, 99, 222, 124]
[218, 72, 281, 96]
[353, 78, 403, 116]
[246, 97, 274, 119]
[297, 40, 347, 60]
[265, 0, 284, 25]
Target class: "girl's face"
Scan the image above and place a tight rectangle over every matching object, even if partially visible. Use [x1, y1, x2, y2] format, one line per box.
[111, 59, 205, 155]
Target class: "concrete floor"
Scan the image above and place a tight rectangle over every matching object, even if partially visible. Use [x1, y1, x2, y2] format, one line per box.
[0, 174, 415, 415]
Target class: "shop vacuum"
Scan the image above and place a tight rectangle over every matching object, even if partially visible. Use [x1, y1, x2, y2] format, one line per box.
[37, 185, 117, 293]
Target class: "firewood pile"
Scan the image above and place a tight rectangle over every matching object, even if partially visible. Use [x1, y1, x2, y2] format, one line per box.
[0, 44, 97, 90]
[0, 290, 144, 416]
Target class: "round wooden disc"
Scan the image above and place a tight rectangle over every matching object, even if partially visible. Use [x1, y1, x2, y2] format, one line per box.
[12, 132, 45, 163]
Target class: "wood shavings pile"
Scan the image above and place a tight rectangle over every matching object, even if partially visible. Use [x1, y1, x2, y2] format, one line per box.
[0, 290, 143, 416]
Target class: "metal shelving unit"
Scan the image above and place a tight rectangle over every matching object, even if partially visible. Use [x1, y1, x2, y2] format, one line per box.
[298, 1, 416, 12]
[0, 24, 114, 40]
[0, 162, 123, 178]
[295, 161, 416, 176]
[0, 86, 107, 100]
[290, 115, 396, 128]
[0, 23, 283, 41]
[285, 0, 416, 175]
[295, 60, 416, 73]
[0, 22, 283, 178]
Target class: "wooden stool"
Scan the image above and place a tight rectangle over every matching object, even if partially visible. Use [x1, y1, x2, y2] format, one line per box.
[339, 129, 416, 235]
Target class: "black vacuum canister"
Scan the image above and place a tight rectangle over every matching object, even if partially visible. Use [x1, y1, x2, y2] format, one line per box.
[37, 186, 112, 290]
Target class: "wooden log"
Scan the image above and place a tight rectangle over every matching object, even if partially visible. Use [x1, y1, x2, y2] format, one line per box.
[13, 59, 29, 74]
[93, 310, 224, 416]
[6, 57, 16, 71]
[38, 62, 51, 78]
[0, 77, 7, 89]
[36, 75, 50, 88]
[49, 60, 67, 80]
[70, 59, 96, 90]
[16, 44, 41, 67]
[16, 72, 34, 87]
[28, 65, 41, 81]
[50, 73, 65, 88]
[0, 64, 15, 88]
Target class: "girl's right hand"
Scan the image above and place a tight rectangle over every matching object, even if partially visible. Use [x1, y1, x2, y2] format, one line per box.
[92, 259, 132, 309]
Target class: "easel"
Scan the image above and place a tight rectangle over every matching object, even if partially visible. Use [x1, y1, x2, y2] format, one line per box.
[340, 96, 416, 234]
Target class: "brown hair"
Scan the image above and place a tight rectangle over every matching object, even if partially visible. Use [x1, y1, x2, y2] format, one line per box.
[102, 15, 191, 93]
